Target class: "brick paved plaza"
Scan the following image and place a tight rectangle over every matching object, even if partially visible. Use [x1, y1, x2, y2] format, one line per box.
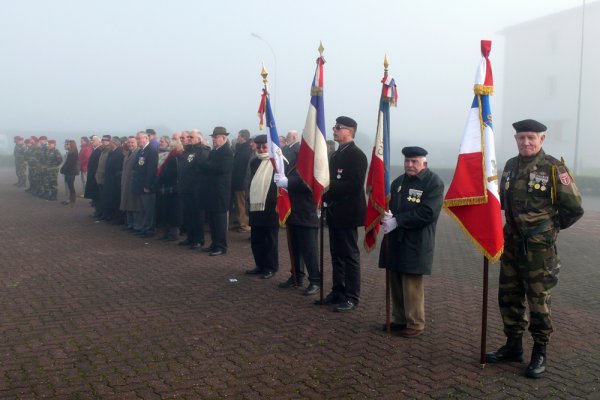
[1, 169, 599, 399]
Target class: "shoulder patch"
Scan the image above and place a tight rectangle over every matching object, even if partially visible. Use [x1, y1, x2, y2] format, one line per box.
[559, 172, 571, 185]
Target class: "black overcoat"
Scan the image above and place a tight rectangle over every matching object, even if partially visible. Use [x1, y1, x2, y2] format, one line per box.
[286, 169, 318, 228]
[324, 141, 368, 228]
[231, 141, 253, 191]
[131, 144, 158, 195]
[102, 149, 124, 211]
[248, 158, 278, 227]
[199, 143, 234, 212]
[84, 146, 102, 200]
[378, 168, 444, 275]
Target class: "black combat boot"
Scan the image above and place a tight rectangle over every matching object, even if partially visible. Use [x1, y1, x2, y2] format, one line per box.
[526, 343, 546, 379]
[485, 336, 524, 363]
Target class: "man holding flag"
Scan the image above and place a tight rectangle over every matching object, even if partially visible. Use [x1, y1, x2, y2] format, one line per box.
[380, 147, 444, 337]
[320, 116, 368, 312]
[485, 119, 583, 378]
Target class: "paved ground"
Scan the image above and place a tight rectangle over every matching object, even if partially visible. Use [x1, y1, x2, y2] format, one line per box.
[1, 168, 599, 399]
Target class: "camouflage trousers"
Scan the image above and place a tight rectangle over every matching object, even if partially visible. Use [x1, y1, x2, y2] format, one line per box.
[15, 161, 27, 184]
[41, 168, 59, 195]
[499, 238, 560, 344]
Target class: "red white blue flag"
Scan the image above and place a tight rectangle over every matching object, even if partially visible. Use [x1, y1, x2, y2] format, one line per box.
[444, 40, 504, 262]
[297, 48, 329, 207]
[258, 88, 291, 225]
[364, 73, 397, 252]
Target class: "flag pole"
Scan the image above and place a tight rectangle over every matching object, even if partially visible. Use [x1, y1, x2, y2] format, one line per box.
[318, 42, 325, 304]
[480, 256, 489, 367]
[260, 64, 298, 287]
[383, 55, 392, 334]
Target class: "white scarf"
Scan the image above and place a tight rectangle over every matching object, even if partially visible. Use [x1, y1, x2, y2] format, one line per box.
[249, 152, 273, 212]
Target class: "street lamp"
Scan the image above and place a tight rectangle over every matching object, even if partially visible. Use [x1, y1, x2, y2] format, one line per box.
[251, 32, 277, 110]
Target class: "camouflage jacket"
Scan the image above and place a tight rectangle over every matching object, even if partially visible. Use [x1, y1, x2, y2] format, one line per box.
[14, 143, 27, 162]
[500, 149, 584, 247]
[44, 148, 63, 168]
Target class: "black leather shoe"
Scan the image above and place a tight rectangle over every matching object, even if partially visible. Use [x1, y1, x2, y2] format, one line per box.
[262, 271, 275, 279]
[315, 292, 345, 305]
[335, 300, 357, 312]
[209, 249, 226, 256]
[189, 243, 202, 250]
[245, 268, 263, 275]
[178, 239, 191, 246]
[485, 337, 524, 363]
[201, 246, 214, 253]
[278, 277, 303, 289]
[303, 283, 320, 296]
[382, 322, 407, 332]
[526, 343, 546, 379]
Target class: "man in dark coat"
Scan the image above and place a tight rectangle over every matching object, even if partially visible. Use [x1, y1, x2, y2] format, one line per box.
[101, 137, 124, 224]
[199, 127, 234, 256]
[321, 116, 368, 312]
[379, 146, 444, 338]
[244, 134, 279, 279]
[231, 129, 253, 233]
[178, 131, 210, 249]
[131, 131, 159, 237]
[84, 135, 102, 209]
[282, 130, 299, 173]
[274, 166, 321, 297]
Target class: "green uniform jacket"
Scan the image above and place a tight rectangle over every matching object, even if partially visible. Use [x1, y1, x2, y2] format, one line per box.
[500, 149, 583, 249]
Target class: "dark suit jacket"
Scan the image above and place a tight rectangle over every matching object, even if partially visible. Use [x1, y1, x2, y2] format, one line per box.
[84, 146, 102, 199]
[132, 144, 158, 195]
[287, 169, 318, 228]
[324, 141, 368, 228]
[282, 141, 299, 175]
[232, 141, 253, 191]
[200, 143, 234, 212]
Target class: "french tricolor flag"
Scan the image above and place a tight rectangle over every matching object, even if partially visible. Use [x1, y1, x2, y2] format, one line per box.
[297, 46, 329, 207]
[444, 40, 504, 262]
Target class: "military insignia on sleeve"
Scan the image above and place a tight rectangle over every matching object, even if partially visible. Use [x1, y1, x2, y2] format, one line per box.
[559, 172, 571, 185]
[407, 189, 423, 203]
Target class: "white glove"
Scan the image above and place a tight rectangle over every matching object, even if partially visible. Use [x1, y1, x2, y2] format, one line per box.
[274, 173, 288, 188]
[382, 211, 398, 234]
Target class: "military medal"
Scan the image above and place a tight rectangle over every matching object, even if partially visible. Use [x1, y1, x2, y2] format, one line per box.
[138, 156, 145, 166]
[408, 189, 423, 203]
[187, 154, 195, 162]
[336, 169, 343, 179]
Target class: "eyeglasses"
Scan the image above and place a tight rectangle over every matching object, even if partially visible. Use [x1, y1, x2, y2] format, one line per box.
[333, 125, 350, 131]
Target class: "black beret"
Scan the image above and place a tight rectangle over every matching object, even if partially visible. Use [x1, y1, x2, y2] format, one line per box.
[402, 146, 428, 158]
[512, 119, 547, 133]
[254, 134, 267, 144]
[336, 116, 357, 128]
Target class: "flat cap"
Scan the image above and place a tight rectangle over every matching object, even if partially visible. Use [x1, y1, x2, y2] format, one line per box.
[512, 119, 547, 133]
[254, 134, 267, 144]
[102, 134, 112, 141]
[402, 146, 428, 158]
[336, 116, 357, 128]
[210, 126, 229, 137]
[238, 129, 251, 139]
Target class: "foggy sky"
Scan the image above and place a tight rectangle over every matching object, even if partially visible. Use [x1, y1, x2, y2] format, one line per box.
[0, 0, 589, 166]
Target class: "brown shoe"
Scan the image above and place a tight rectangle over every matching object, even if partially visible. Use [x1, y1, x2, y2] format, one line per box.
[399, 328, 423, 338]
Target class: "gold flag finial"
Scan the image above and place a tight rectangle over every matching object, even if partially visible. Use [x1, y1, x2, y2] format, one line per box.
[384, 54, 389, 77]
[318, 41, 324, 57]
[261, 63, 269, 84]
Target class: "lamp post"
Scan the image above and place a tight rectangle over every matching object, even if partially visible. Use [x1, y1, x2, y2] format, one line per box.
[251, 32, 277, 110]
[574, 0, 586, 175]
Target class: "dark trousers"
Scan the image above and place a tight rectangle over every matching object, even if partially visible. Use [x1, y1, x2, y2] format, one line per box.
[139, 193, 156, 233]
[288, 224, 320, 284]
[250, 226, 279, 273]
[65, 175, 76, 194]
[329, 227, 361, 304]
[181, 193, 205, 245]
[207, 211, 228, 252]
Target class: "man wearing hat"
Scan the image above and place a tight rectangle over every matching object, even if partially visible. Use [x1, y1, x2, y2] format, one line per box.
[486, 119, 583, 378]
[379, 146, 444, 337]
[318, 116, 368, 312]
[25, 137, 39, 194]
[94, 135, 112, 219]
[244, 134, 280, 279]
[36, 136, 49, 197]
[13, 136, 27, 187]
[43, 139, 63, 200]
[198, 127, 234, 256]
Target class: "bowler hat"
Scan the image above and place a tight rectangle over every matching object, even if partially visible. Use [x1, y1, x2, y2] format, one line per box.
[210, 126, 229, 137]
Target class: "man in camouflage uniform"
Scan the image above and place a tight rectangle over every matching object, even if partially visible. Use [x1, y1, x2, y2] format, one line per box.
[25, 136, 41, 195]
[43, 139, 63, 201]
[486, 119, 584, 379]
[13, 136, 27, 187]
[37, 136, 50, 197]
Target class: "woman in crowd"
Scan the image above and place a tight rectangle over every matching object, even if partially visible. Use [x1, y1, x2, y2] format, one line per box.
[79, 136, 92, 197]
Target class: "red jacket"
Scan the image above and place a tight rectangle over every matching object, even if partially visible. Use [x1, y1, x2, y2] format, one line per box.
[79, 144, 92, 173]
